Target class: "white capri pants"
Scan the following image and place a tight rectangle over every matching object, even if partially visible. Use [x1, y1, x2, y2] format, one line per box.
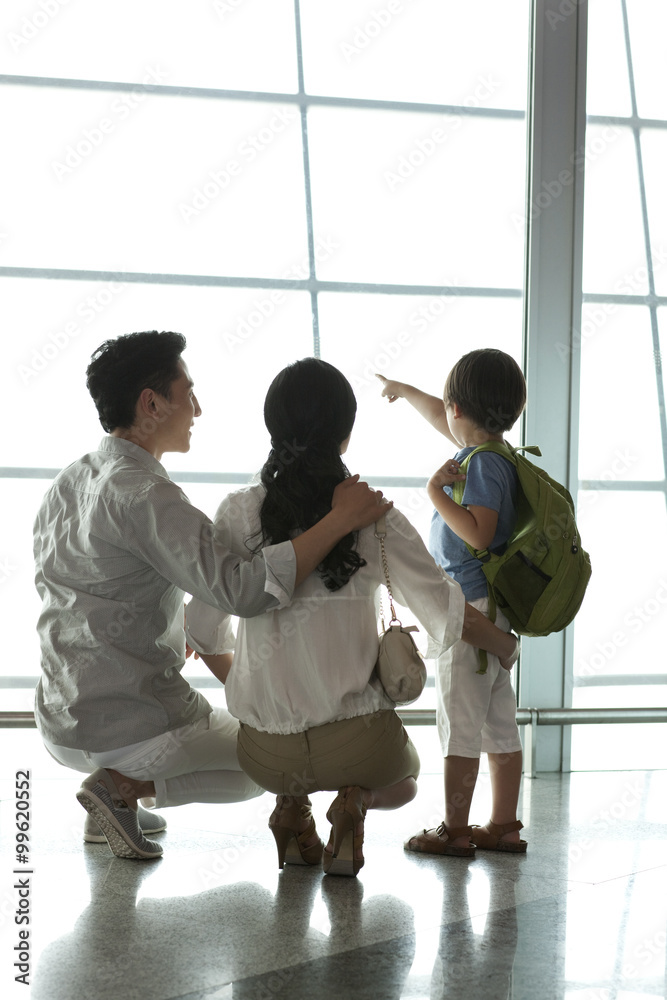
[43, 708, 264, 808]
[435, 598, 523, 759]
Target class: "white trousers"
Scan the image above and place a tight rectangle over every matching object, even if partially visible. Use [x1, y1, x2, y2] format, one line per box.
[43, 708, 264, 808]
[435, 597, 523, 759]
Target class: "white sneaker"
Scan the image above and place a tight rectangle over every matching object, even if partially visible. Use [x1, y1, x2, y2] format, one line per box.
[77, 768, 163, 860]
[84, 804, 167, 842]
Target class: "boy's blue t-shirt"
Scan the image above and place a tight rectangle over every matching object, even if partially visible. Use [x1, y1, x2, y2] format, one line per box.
[429, 446, 519, 601]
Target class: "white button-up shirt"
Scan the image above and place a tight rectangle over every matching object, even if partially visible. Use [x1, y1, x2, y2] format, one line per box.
[186, 484, 466, 735]
[34, 437, 295, 751]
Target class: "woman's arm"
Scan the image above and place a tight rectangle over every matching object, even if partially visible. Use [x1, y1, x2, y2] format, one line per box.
[376, 508, 517, 666]
[197, 652, 233, 685]
[461, 605, 518, 670]
[213, 476, 391, 589]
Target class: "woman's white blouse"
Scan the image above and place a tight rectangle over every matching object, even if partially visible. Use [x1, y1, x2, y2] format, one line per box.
[185, 484, 466, 735]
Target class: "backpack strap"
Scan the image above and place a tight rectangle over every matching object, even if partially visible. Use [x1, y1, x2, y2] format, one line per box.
[448, 441, 540, 675]
[450, 441, 541, 521]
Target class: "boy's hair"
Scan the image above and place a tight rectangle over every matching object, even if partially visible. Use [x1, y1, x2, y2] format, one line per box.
[444, 348, 526, 433]
[86, 330, 187, 432]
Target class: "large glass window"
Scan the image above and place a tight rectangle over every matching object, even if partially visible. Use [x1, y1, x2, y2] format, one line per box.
[0, 0, 530, 715]
[572, 0, 667, 769]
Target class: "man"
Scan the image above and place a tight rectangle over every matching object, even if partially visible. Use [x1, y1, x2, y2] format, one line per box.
[34, 331, 389, 860]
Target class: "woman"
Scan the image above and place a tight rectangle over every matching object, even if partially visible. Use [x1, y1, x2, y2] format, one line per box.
[186, 359, 518, 876]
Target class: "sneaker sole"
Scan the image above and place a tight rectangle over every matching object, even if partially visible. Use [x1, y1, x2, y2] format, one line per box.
[83, 826, 166, 844]
[76, 788, 163, 860]
[84, 817, 167, 844]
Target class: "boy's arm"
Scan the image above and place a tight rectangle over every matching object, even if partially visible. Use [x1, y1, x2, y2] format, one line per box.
[376, 375, 456, 445]
[428, 460, 498, 550]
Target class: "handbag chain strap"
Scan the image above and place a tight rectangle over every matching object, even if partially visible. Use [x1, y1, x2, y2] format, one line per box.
[375, 514, 399, 627]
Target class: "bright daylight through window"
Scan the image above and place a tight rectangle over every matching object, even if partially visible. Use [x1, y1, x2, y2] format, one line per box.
[0, 0, 530, 720]
[0, 1, 664, 771]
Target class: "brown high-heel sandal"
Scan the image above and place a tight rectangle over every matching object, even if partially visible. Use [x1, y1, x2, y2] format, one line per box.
[404, 822, 476, 857]
[323, 786, 367, 877]
[268, 796, 323, 869]
[470, 820, 527, 853]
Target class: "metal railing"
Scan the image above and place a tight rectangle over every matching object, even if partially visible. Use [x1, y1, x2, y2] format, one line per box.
[400, 706, 667, 777]
[2, 707, 666, 777]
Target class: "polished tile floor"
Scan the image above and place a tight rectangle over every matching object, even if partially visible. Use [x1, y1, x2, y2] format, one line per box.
[1, 726, 666, 1000]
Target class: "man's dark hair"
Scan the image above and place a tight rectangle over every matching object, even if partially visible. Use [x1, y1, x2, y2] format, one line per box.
[444, 348, 526, 433]
[86, 331, 187, 432]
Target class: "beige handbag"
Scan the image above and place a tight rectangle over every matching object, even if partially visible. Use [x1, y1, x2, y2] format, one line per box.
[374, 514, 427, 705]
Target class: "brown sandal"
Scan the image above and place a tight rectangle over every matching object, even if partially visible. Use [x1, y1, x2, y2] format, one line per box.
[323, 786, 367, 877]
[404, 822, 475, 857]
[470, 820, 527, 853]
[269, 796, 324, 869]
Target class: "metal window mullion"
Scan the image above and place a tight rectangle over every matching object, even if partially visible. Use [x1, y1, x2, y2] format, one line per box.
[584, 292, 667, 307]
[293, 0, 320, 357]
[0, 72, 523, 120]
[588, 113, 667, 130]
[0, 265, 524, 299]
[521, 0, 588, 773]
[620, 0, 667, 485]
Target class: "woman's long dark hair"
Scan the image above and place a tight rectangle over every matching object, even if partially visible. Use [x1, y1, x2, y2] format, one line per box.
[253, 358, 366, 591]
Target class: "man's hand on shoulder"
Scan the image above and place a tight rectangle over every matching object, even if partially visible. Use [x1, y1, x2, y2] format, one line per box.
[331, 474, 393, 531]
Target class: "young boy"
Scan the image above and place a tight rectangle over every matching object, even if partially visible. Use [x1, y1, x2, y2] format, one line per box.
[378, 348, 528, 855]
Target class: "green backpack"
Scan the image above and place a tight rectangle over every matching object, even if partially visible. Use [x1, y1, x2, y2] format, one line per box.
[451, 441, 591, 648]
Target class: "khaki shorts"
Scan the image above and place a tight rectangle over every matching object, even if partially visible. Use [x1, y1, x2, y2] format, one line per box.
[237, 710, 421, 796]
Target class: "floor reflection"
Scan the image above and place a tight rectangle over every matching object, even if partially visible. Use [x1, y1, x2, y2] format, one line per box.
[30, 848, 417, 1000]
[1, 738, 665, 1000]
